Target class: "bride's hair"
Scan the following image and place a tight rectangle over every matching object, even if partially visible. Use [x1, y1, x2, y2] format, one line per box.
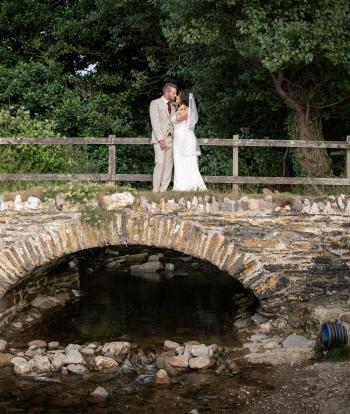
[179, 89, 190, 107]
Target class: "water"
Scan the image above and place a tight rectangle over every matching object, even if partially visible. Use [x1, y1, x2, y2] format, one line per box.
[12, 248, 256, 349]
[0, 247, 260, 413]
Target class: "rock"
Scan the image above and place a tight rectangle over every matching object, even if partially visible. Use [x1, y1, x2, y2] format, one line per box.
[188, 356, 213, 369]
[68, 260, 77, 269]
[24, 196, 41, 210]
[81, 347, 95, 356]
[227, 360, 240, 373]
[310, 202, 319, 214]
[103, 192, 135, 210]
[148, 253, 164, 262]
[0, 339, 7, 352]
[29, 355, 51, 373]
[13, 360, 31, 375]
[48, 341, 59, 350]
[105, 247, 120, 256]
[166, 354, 189, 368]
[51, 352, 65, 370]
[155, 369, 172, 384]
[176, 346, 185, 355]
[101, 341, 130, 356]
[30, 296, 61, 312]
[55, 193, 65, 210]
[61, 366, 69, 375]
[165, 263, 175, 272]
[14, 195, 24, 211]
[282, 335, 315, 349]
[312, 305, 345, 324]
[189, 344, 209, 358]
[339, 312, 350, 323]
[164, 340, 180, 351]
[234, 318, 249, 329]
[95, 356, 118, 370]
[28, 340, 47, 350]
[90, 386, 109, 398]
[65, 344, 82, 352]
[66, 364, 86, 375]
[63, 350, 84, 365]
[215, 364, 226, 374]
[258, 321, 273, 334]
[156, 355, 178, 377]
[0, 353, 14, 366]
[12, 322, 23, 329]
[209, 344, 219, 354]
[130, 261, 163, 273]
[246, 348, 315, 365]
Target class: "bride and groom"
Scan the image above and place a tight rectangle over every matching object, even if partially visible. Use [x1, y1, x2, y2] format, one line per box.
[150, 83, 207, 193]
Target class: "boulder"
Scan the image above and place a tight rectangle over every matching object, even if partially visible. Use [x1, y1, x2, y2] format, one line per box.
[90, 386, 109, 398]
[48, 341, 59, 350]
[65, 344, 82, 352]
[24, 196, 41, 210]
[0, 353, 14, 366]
[103, 192, 135, 210]
[130, 261, 163, 273]
[95, 356, 118, 370]
[66, 364, 86, 375]
[101, 341, 130, 356]
[165, 263, 175, 272]
[0, 339, 7, 352]
[51, 352, 65, 370]
[63, 350, 84, 365]
[164, 340, 180, 351]
[81, 347, 95, 356]
[11, 357, 31, 375]
[166, 354, 189, 368]
[282, 335, 315, 349]
[29, 355, 51, 373]
[155, 369, 172, 384]
[188, 356, 213, 369]
[28, 340, 47, 350]
[189, 344, 209, 358]
[30, 296, 61, 312]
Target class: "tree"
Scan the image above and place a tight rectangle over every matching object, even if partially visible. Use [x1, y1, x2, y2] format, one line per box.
[161, 0, 350, 177]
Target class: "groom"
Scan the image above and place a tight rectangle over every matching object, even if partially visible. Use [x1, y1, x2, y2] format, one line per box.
[150, 83, 177, 192]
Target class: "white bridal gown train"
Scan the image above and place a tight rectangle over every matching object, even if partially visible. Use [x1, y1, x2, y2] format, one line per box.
[171, 113, 207, 191]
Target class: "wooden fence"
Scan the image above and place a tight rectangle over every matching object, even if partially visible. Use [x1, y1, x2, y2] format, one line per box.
[0, 135, 350, 186]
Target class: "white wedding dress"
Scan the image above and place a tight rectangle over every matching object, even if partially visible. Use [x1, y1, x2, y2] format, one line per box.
[171, 110, 207, 192]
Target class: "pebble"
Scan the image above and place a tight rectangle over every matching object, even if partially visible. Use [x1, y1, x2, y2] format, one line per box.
[90, 386, 109, 398]
[155, 369, 172, 384]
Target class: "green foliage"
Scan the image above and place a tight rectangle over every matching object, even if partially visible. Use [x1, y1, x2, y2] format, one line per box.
[0, 107, 83, 173]
[81, 206, 115, 226]
[0, 0, 349, 184]
[325, 345, 349, 362]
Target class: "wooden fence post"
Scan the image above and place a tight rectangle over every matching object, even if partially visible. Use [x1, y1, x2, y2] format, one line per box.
[108, 134, 116, 186]
[232, 134, 239, 193]
[347, 136, 350, 182]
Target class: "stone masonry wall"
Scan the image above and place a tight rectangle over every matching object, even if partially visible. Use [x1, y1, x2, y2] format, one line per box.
[0, 191, 350, 329]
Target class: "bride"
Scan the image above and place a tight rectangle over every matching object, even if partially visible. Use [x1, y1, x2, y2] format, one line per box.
[171, 90, 207, 191]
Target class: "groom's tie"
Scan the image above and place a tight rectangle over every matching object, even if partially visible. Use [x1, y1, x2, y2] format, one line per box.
[167, 101, 171, 115]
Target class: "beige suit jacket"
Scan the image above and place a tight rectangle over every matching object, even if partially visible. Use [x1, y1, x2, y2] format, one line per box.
[150, 97, 174, 144]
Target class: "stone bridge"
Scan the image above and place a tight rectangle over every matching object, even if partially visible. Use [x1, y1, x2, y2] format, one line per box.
[0, 192, 350, 328]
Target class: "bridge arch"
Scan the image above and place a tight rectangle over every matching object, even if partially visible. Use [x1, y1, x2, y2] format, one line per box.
[0, 212, 272, 306]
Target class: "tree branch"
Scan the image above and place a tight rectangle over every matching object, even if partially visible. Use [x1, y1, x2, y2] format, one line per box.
[271, 71, 303, 114]
[314, 95, 350, 110]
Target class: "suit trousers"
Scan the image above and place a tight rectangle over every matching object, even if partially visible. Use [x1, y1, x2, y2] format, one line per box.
[153, 139, 173, 192]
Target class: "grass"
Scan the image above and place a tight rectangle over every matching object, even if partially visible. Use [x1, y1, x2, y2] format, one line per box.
[325, 345, 349, 362]
[1, 181, 350, 204]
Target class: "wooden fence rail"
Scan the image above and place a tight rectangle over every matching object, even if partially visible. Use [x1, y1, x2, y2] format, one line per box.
[0, 135, 349, 186]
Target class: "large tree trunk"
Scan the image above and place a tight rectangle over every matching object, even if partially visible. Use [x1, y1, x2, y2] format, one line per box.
[289, 108, 331, 177]
[272, 71, 332, 178]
